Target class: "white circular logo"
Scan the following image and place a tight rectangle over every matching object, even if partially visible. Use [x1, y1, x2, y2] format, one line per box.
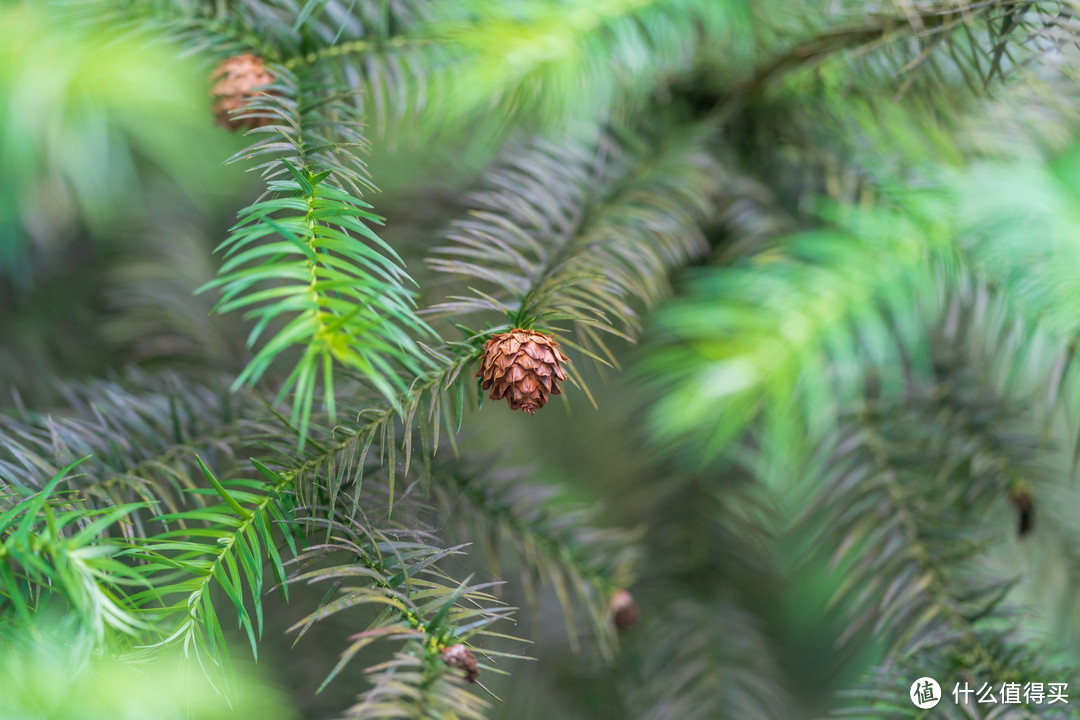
[910, 677, 942, 709]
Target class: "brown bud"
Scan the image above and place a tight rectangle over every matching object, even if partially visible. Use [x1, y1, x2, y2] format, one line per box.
[441, 643, 479, 683]
[610, 589, 638, 632]
[1009, 487, 1034, 537]
[209, 53, 275, 130]
[476, 329, 570, 414]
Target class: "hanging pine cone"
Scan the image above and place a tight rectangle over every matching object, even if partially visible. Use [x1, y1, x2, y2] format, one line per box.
[476, 329, 569, 414]
[441, 644, 479, 683]
[610, 589, 639, 632]
[209, 53, 275, 130]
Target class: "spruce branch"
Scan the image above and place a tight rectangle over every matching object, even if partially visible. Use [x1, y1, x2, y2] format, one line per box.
[432, 462, 640, 658]
[427, 121, 719, 397]
[641, 200, 950, 463]
[285, 496, 519, 717]
[202, 65, 435, 445]
[255, 120, 724, 513]
[129, 457, 297, 674]
[724, 1, 1069, 111]
[343, 648, 493, 719]
[0, 460, 149, 649]
[295, 0, 747, 134]
[796, 375, 1078, 718]
[627, 599, 792, 720]
[420, 0, 740, 126]
[0, 372, 255, 529]
[227, 120, 723, 509]
[806, 397, 1007, 654]
[834, 626, 1077, 719]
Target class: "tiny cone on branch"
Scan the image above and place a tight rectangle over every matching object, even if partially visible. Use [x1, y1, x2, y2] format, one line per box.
[610, 589, 639, 631]
[441, 644, 479, 683]
[209, 53, 275, 130]
[476, 328, 570, 414]
[1009, 487, 1034, 537]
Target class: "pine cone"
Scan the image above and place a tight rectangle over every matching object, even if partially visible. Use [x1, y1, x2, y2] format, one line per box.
[476, 329, 569, 414]
[610, 589, 638, 632]
[210, 53, 275, 130]
[441, 644, 479, 683]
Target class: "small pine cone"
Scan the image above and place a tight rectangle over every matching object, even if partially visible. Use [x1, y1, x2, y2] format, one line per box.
[610, 589, 638, 632]
[441, 644, 479, 683]
[1009, 487, 1034, 537]
[210, 53, 275, 130]
[476, 329, 569, 414]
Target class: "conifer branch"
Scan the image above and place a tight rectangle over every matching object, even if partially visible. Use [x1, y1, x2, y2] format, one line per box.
[129, 457, 297, 673]
[727, 0, 1068, 110]
[285, 496, 519, 717]
[0, 460, 149, 648]
[803, 376, 1075, 717]
[244, 119, 725, 507]
[0, 373, 253, 524]
[628, 600, 792, 720]
[642, 201, 949, 462]
[427, 122, 719, 383]
[432, 462, 640, 657]
[203, 65, 435, 445]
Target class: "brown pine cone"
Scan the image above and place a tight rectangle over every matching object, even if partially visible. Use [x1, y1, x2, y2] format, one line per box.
[610, 589, 639, 631]
[441, 644, 479, 683]
[476, 329, 569, 414]
[209, 53, 275, 130]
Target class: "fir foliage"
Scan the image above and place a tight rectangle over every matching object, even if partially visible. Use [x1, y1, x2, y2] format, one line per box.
[7, 0, 1080, 718]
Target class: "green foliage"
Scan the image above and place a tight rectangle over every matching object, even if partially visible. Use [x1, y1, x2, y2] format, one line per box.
[0, 371, 252, 523]
[203, 67, 434, 442]
[427, 121, 719, 397]
[9, 0, 1080, 718]
[286, 500, 518, 713]
[132, 457, 296, 671]
[628, 600, 792, 720]
[418, 0, 750, 128]
[0, 460, 146, 647]
[803, 374, 1080, 718]
[431, 462, 638, 657]
[0, 1, 233, 286]
[642, 201, 949, 461]
[0, 644, 297, 720]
